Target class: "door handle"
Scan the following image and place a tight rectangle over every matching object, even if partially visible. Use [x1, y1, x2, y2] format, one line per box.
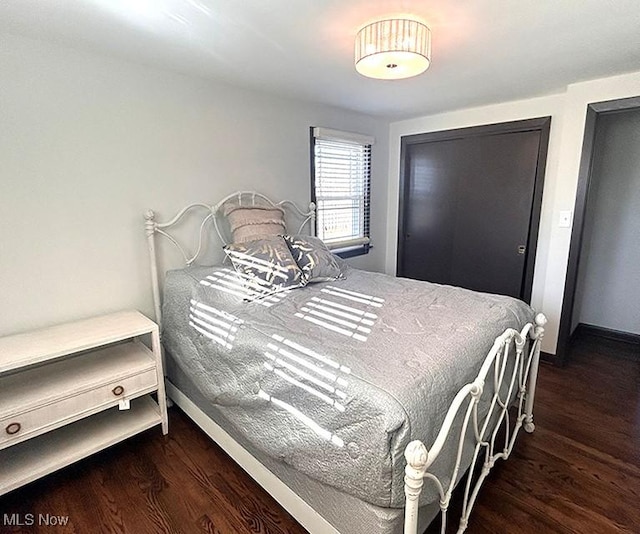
[518, 245, 526, 255]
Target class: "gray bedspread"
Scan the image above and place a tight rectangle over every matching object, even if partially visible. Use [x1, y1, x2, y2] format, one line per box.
[161, 265, 534, 508]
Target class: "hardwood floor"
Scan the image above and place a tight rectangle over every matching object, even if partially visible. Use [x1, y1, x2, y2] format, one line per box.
[1, 334, 638, 534]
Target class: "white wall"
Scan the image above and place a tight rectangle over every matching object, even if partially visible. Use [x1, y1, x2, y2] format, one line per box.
[386, 71, 640, 354]
[0, 33, 389, 336]
[573, 109, 640, 335]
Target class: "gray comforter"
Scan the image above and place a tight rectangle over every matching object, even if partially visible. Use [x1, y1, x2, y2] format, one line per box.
[161, 265, 534, 508]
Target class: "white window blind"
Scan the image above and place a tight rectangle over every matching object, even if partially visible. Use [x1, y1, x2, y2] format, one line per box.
[312, 127, 374, 252]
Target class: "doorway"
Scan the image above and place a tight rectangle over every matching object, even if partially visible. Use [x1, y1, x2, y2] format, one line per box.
[397, 118, 550, 302]
[557, 96, 640, 366]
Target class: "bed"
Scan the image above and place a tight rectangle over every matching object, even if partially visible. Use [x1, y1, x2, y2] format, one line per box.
[144, 191, 545, 534]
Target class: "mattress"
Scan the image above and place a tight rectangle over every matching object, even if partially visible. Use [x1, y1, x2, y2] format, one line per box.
[166, 357, 441, 534]
[161, 264, 534, 508]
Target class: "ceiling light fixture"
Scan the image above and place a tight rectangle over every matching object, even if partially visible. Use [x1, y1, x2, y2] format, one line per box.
[355, 18, 431, 80]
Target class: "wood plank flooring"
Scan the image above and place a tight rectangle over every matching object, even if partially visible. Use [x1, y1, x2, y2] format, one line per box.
[1, 333, 638, 533]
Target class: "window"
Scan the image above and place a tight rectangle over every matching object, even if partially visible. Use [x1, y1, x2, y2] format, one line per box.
[311, 127, 374, 257]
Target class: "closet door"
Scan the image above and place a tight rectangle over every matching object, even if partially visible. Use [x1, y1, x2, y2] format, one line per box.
[397, 118, 550, 301]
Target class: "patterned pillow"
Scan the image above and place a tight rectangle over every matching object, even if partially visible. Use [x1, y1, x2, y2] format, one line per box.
[224, 236, 306, 293]
[282, 235, 347, 283]
[224, 205, 286, 243]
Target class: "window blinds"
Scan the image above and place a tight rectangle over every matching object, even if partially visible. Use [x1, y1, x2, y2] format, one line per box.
[312, 128, 374, 251]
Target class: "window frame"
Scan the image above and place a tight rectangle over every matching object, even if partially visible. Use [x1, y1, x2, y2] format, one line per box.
[310, 127, 374, 258]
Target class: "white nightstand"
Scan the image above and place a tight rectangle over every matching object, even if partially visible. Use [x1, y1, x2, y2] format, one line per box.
[0, 310, 168, 496]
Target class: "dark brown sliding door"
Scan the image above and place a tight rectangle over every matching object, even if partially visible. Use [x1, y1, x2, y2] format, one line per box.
[397, 118, 550, 302]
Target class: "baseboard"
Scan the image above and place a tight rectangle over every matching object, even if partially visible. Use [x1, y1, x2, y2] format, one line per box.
[540, 351, 559, 366]
[572, 323, 640, 346]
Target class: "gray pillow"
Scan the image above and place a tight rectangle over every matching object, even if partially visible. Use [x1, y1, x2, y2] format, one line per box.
[282, 235, 347, 283]
[224, 236, 306, 292]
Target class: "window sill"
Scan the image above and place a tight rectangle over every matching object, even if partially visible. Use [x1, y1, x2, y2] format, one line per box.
[331, 244, 371, 259]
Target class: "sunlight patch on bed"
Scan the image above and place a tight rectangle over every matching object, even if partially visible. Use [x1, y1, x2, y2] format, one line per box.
[188, 299, 243, 349]
[256, 335, 351, 446]
[265, 343, 337, 382]
[271, 334, 351, 375]
[263, 362, 346, 412]
[258, 389, 344, 447]
[295, 292, 383, 342]
[199, 268, 290, 306]
[224, 250, 292, 282]
[308, 297, 377, 325]
[263, 349, 348, 398]
[320, 286, 385, 308]
[267, 336, 350, 379]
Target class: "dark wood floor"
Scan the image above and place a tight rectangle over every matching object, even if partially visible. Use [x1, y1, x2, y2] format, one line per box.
[1, 333, 638, 534]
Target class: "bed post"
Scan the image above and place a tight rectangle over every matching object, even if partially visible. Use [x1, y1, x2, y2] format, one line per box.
[404, 440, 429, 534]
[145, 209, 163, 328]
[309, 201, 317, 237]
[524, 313, 547, 432]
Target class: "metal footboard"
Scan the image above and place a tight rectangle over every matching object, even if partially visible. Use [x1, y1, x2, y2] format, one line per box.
[404, 314, 546, 534]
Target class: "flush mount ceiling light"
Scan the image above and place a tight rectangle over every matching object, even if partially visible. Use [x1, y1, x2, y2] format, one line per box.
[355, 18, 431, 80]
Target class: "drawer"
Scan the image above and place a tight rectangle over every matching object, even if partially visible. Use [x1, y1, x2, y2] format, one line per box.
[0, 368, 157, 448]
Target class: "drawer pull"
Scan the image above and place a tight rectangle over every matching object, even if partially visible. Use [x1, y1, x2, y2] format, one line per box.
[112, 385, 125, 396]
[6, 422, 21, 435]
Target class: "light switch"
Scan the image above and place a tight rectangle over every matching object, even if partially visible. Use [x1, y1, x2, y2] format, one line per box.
[559, 210, 572, 228]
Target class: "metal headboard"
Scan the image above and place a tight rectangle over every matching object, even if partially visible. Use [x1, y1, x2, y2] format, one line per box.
[144, 191, 316, 327]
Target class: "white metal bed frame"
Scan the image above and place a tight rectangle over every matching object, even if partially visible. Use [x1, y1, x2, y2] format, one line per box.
[145, 191, 546, 534]
[145, 191, 316, 326]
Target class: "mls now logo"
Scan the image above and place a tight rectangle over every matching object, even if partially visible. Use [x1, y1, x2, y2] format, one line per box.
[3, 513, 70, 526]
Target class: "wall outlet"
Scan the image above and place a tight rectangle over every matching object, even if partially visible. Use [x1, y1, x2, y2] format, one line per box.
[559, 210, 572, 228]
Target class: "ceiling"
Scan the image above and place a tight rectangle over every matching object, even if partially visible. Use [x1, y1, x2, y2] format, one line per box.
[2, 0, 639, 120]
